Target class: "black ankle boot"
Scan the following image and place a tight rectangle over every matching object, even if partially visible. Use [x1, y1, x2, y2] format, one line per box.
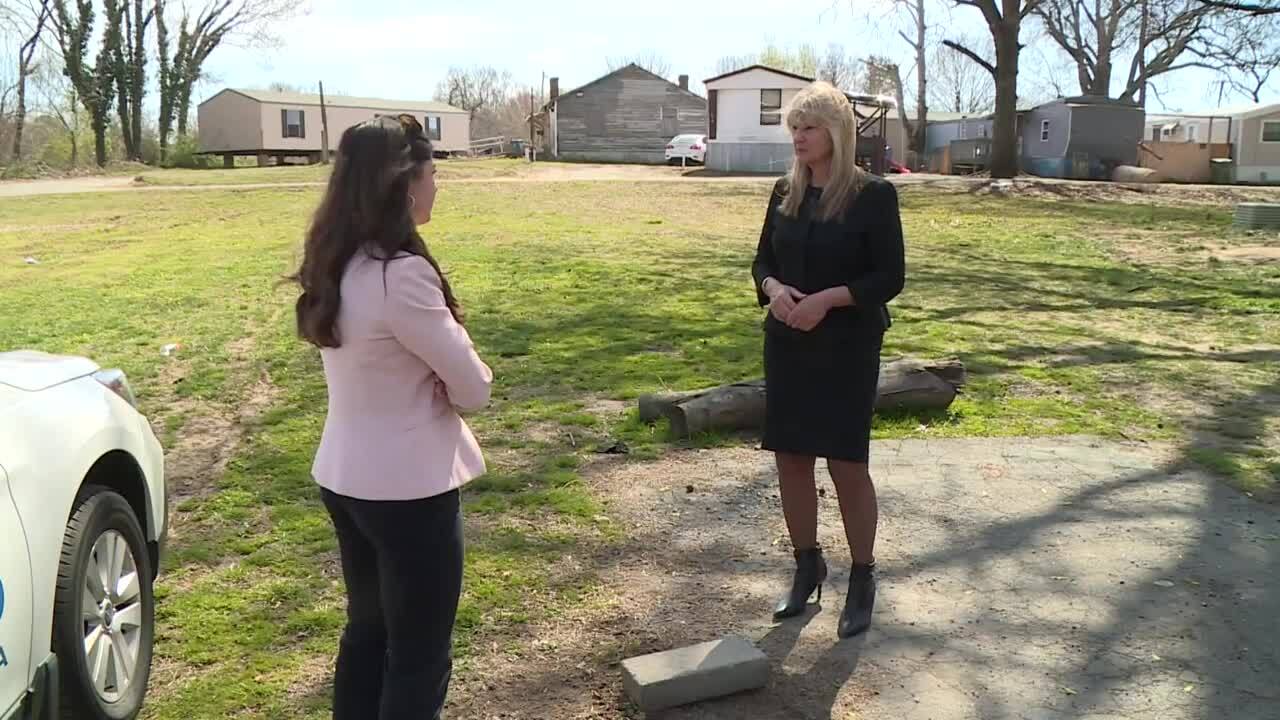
[838, 562, 876, 639]
[773, 547, 828, 620]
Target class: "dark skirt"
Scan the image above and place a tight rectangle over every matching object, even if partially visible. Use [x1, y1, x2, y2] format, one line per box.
[762, 327, 883, 462]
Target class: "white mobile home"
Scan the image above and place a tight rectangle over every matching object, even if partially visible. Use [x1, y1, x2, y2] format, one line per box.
[197, 89, 471, 165]
[703, 65, 814, 173]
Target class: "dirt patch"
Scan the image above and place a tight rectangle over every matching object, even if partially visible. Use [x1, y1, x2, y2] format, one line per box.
[151, 335, 283, 510]
[1213, 244, 1280, 263]
[285, 653, 335, 704]
[897, 174, 1280, 208]
[447, 437, 1280, 719]
[145, 655, 206, 701]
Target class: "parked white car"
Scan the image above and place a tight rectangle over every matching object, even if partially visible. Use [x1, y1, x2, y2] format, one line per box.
[1, 351, 166, 720]
[665, 134, 707, 165]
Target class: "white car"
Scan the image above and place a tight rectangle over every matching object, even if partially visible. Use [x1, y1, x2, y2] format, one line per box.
[665, 134, 707, 165]
[1, 351, 166, 720]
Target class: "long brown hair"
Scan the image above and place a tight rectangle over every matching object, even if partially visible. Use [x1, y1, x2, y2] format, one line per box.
[291, 115, 462, 348]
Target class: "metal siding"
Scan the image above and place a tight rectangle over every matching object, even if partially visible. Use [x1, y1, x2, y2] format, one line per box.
[706, 142, 792, 173]
[1023, 104, 1071, 161]
[197, 90, 263, 153]
[1239, 113, 1280, 169]
[1067, 105, 1143, 174]
[926, 122, 963, 154]
[925, 118, 992, 153]
[554, 66, 708, 164]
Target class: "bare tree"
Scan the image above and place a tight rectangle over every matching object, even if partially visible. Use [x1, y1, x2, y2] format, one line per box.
[1194, 11, 1280, 101]
[863, 55, 899, 96]
[865, 59, 916, 153]
[606, 52, 672, 78]
[851, 0, 930, 164]
[1199, 0, 1279, 13]
[472, 88, 541, 142]
[153, 0, 303, 161]
[928, 33, 995, 112]
[5, 0, 52, 161]
[1033, 0, 1228, 103]
[716, 43, 820, 77]
[1, 29, 16, 158]
[945, 0, 1045, 178]
[1032, 0, 1280, 107]
[433, 65, 512, 115]
[817, 43, 863, 88]
[37, 52, 81, 164]
[1018, 38, 1077, 103]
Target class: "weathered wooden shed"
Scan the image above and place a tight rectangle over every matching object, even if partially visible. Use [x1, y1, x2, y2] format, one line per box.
[536, 64, 707, 164]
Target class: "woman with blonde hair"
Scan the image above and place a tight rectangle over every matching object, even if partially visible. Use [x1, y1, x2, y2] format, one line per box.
[751, 82, 905, 639]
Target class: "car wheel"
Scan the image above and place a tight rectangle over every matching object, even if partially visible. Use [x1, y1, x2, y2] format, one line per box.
[52, 486, 155, 720]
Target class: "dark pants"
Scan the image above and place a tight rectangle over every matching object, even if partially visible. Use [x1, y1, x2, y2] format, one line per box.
[320, 487, 464, 720]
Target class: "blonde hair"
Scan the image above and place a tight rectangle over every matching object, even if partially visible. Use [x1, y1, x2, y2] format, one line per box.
[779, 81, 865, 221]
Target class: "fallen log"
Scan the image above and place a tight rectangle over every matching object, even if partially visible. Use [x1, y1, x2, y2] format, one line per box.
[639, 358, 966, 439]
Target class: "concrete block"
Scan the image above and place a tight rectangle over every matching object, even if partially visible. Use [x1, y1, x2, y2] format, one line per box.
[621, 635, 769, 712]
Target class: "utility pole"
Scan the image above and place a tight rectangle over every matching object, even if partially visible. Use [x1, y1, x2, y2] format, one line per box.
[319, 81, 331, 164]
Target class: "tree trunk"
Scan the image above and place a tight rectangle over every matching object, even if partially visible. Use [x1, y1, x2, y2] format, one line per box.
[94, 123, 109, 166]
[913, 0, 928, 165]
[130, 0, 146, 159]
[105, 0, 136, 161]
[990, 19, 1021, 179]
[176, 81, 193, 137]
[639, 359, 967, 439]
[11, 80, 28, 161]
[887, 64, 917, 159]
[11, 0, 51, 162]
[155, 0, 172, 161]
[1136, 0, 1150, 107]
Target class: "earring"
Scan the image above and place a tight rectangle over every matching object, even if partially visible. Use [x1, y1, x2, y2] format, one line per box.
[408, 194, 417, 209]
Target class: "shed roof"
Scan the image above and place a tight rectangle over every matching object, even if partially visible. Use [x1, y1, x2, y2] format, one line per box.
[702, 64, 816, 85]
[1147, 101, 1280, 120]
[207, 88, 467, 115]
[542, 64, 704, 113]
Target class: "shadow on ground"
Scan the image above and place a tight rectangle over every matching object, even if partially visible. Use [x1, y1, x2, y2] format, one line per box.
[449, 379, 1280, 719]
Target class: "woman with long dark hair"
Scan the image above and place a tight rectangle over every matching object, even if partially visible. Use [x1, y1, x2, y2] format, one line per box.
[752, 83, 905, 639]
[291, 114, 492, 719]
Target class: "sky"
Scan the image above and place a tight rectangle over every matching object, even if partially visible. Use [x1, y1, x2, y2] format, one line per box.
[198, 0, 1279, 115]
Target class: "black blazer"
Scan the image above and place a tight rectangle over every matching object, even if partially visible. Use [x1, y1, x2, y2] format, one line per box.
[751, 175, 906, 338]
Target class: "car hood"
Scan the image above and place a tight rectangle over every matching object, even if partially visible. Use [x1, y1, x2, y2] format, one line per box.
[0, 350, 99, 392]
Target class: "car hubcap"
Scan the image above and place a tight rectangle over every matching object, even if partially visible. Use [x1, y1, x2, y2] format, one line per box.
[81, 530, 143, 703]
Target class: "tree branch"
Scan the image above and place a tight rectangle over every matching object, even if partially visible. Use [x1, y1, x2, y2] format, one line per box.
[1198, 0, 1279, 14]
[943, 39, 998, 77]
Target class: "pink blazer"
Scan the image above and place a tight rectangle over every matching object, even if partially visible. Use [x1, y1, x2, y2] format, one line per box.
[312, 252, 493, 501]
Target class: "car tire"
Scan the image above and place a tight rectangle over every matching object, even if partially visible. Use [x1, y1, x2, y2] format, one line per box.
[52, 486, 155, 720]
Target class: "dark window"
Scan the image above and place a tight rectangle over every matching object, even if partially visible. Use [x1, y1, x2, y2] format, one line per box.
[282, 109, 306, 139]
[760, 89, 782, 126]
[425, 116, 442, 141]
[1040, 120, 1051, 142]
[1262, 120, 1280, 143]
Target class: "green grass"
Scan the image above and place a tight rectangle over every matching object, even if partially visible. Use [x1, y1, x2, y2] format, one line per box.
[136, 157, 527, 186]
[2, 178, 1277, 717]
